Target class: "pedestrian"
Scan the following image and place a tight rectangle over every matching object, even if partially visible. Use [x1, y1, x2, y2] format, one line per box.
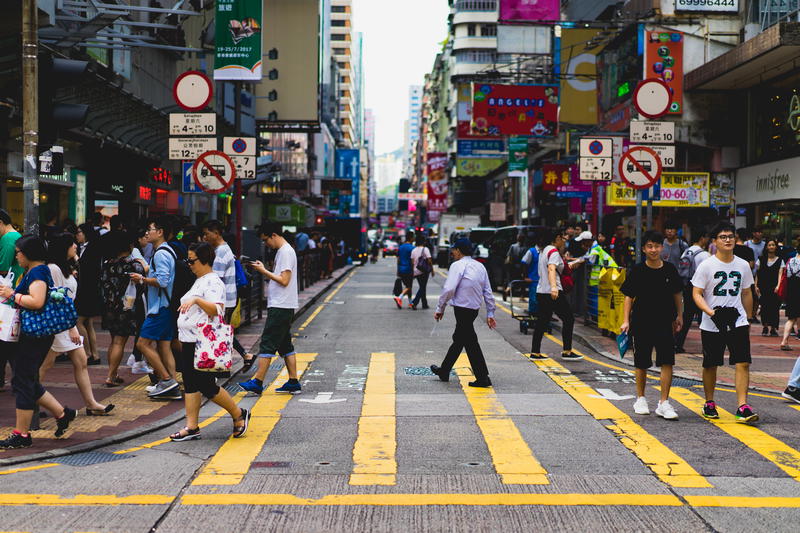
[691, 222, 758, 423]
[610, 225, 635, 268]
[674, 230, 711, 353]
[170, 242, 250, 441]
[394, 232, 415, 309]
[733, 228, 756, 271]
[129, 217, 180, 400]
[520, 237, 541, 317]
[661, 220, 688, 270]
[529, 228, 581, 361]
[620, 231, 683, 420]
[239, 221, 302, 395]
[136, 226, 154, 264]
[0, 208, 21, 391]
[99, 231, 146, 387]
[410, 233, 432, 310]
[746, 226, 766, 262]
[430, 238, 496, 388]
[0, 235, 77, 448]
[128, 229, 152, 375]
[295, 229, 310, 252]
[755, 239, 783, 337]
[74, 223, 103, 366]
[201, 220, 255, 369]
[91, 211, 109, 236]
[505, 233, 527, 289]
[778, 249, 800, 351]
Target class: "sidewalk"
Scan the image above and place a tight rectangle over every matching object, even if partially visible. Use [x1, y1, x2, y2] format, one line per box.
[0, 265, 355, 466]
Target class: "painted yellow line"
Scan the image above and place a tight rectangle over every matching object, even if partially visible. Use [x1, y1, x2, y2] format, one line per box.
[192, 353, 318, 486]
[792, 406, 800, 412]
[685, 495, 800, 508]
[530, 357, 711, 488]
[323, 271, 356, 303]
[297, 304, 324, 331]
[299, 271, 356, 331]
[182, 492, 683, 507]
[0, 464, 58, 476]
[455, 354, 548, 485]
[350, 352, 397, 486]
[0, 494, 173, 506]
[669, 387, 800, 482]
[114, 392, 247, 455]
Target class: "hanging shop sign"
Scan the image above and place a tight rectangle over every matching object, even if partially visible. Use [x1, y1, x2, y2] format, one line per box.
[710, 173, 733, 208]
[735, 156, 800, 205]
[213, 0, 263, 81]
[456, 158, 504, 178]
[560, 29, 604, 126]
[457, 139, 506, 158]
[471, 83, 559, 137]
[508, 136, 529, 174]
[607, 172, 709, 207]
[644, 30, 684, 115]
[426, 153, 448, 212]
[542, 164, 572, 191]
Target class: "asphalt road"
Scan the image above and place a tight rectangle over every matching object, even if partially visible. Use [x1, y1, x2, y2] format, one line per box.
[2, 258, 800, 532]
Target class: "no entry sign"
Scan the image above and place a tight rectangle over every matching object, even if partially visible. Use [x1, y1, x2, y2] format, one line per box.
[618, 146, 662, 190]
[633, 78, 672, 119]
[173, 71, 213, 112]
[192, 150, 236, 193]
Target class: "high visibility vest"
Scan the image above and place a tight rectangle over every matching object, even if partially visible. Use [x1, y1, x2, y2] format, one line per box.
[588, 243, 618, 286]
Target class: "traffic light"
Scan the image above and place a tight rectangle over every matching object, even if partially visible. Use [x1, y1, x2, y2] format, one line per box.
[398, 178, 410, 211]
[39, 55, 90, 146]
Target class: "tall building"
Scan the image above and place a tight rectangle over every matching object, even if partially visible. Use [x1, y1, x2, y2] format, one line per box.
[331, 0, 357, 147]
[403, 85, 423, 179]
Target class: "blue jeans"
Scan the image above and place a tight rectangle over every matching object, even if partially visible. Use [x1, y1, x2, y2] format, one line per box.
[789, 356, 800, 389]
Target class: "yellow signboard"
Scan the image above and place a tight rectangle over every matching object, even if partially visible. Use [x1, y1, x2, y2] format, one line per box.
[457, 158, 504, 177]
[560, 29, 604, 125]
[607, 172, 710, 207]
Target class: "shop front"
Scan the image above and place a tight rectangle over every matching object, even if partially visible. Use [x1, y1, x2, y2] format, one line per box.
[736, 156, 800, 241]
[38, 167, 88, 227]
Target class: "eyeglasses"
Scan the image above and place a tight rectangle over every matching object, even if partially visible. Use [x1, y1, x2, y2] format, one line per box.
[186, 258, 198, 265]
[716, 234, 735, 241]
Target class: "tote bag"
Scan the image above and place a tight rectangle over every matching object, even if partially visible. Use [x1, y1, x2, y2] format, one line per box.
[194, 313, 234, 372]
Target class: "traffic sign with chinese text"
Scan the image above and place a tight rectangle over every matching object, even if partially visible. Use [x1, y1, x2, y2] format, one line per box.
[580, 156, 613, 181]
[631, 144, 675, 167]
[170, 113, 216, 136]
[169, 137, 216, 160]
[630, 121, 675, 144]
[232, 155, 256, 180]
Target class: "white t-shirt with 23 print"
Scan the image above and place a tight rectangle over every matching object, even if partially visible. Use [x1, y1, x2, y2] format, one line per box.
[690, 254, 754, 333]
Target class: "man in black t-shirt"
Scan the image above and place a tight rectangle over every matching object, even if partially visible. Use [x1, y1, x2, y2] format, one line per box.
[621, 231, 684, 420]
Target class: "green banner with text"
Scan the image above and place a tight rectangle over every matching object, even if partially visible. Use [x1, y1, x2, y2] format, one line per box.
[508, 136, 529, 172]
[214, 0, 263, 81]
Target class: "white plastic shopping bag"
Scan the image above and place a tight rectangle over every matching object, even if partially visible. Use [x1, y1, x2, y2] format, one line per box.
[122, 281, 137, 311]
[0, 299, 20, 342]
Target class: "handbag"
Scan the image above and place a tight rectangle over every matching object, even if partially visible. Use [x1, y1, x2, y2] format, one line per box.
[0, 298, 20, 342]
[416, 254, 432, 274]
[392, 277, 403, 297]
[194, 311, 234, 372]
[777, 274, 788, 301]
[547, 249, 575, 293]
[20, 286, 78, 338]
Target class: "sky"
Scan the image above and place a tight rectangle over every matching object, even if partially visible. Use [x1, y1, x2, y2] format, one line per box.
[352, 0, 451, 155]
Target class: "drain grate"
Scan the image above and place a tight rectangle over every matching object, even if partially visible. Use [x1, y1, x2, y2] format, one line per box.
[225, 383, 242, 393]
[251, 461, 292, 468]
[49, 451, 131, 467]
[672, 378, 701, 387]
[403, 367, 455, 376]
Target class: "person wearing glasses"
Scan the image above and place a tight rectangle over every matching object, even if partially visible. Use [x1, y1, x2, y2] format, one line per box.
[691, 222, 758, 423]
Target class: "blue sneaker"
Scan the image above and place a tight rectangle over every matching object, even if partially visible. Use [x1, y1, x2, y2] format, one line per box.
[238, 379, 264, 395]
[275, 381, 302, 394]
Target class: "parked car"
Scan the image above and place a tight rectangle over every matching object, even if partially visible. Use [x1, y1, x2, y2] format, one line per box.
[484, 225, 545, 290]
[382, 239, 399, 257]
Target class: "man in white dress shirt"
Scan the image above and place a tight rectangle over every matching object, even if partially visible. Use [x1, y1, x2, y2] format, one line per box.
[430, 238, 496, 387]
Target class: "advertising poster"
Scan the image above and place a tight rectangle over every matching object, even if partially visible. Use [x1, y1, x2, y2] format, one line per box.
[457, 84, 501, 139]
[499, 0, 560, 21]
[560, 29, 604, 125]
[456, 158, 504, 178]
[645, 30, 684, 115]
[336, 149, 361, 216]
[508, 136, 529, 173]
[426, 153, 449, 212]
[607, 172, 709, 207]
[471, 83, 559, 137]
[214, 0, 263, 81]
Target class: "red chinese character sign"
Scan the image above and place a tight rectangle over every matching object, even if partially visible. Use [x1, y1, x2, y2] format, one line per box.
[426, 153, 448, 212]
[542, 164, 571, 191]
[471, 83, 559, 137]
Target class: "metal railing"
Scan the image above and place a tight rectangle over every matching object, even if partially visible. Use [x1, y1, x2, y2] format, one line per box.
[454, 0, 498, 12]
[755, 0, 800, 31]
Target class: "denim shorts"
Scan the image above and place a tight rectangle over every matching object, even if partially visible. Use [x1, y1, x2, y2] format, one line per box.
[139, 307, 175, 341]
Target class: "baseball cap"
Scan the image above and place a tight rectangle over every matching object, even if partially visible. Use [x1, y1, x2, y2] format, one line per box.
[452, 238, 474, 254]
[574, 231, 593, 242]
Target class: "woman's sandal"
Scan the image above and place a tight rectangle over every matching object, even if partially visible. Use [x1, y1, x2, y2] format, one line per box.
[170, 427, 201, 442]
[87, 357, 102, 366]
[104, 376, 124, 387]
[232, 409, 250, 438]
[86, 404, 115, 416]
[241, 354, 256, 371]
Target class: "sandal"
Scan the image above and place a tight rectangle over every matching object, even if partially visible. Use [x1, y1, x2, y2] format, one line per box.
[87, 357, 102, 366]
[86, 404, 115, 416]
[781, 345, 793, 351]
[241, 354, 256, 371]
[232, 408, 250, 438]
[104, 376, 124, 387]
[170, 427, 200, 442]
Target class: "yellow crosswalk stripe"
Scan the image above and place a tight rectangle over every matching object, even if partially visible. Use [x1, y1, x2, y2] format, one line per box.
[350, 352, 397, 485]
[531, 357, 711, 488]
[191, 353, 318, 486]
[455, 354, 549, 485]
[669, 387, 800, 481]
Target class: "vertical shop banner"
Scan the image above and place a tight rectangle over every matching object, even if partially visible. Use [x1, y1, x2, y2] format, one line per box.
[426, 153, 449, 212]
[560, 29, 604, 125]
[645, 30, 684, 115]
[500, 0, 560, 21]
[214, 0, 263, 81]
[508, 136, 529, 173]
[336, 149, 360, 216]
[541, 164, 571, 191]
[472, 83, 559, 137]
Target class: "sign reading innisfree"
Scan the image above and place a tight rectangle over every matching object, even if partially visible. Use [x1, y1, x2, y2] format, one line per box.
[214, 0, 263, 81]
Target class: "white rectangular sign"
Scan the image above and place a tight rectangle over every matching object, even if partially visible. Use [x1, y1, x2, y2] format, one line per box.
[168, 137, 216, 160]
[632, 144, 676, 168]
[223, 137, 257, 157]
[579, 137, 614, 158]
[675, 0, 738, 13]
[630, 121, 675, 144]
[169, 113, 216, 136]
[398, 192, 428, 201]
[580, 157, 613, 181]
[232, 155, 256, 180]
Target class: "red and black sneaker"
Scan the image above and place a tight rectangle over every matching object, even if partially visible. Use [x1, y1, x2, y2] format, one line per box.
[702, 400, 719, 419]
[735, 404, 759, 424]
[0, 431, 32, 449]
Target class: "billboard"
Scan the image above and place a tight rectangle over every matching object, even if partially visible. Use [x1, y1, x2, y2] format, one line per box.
[560, 29, 603, 125]
[645, 30, 684, 115]
[471, 83, 559, 137]
[607, 172, 709, 207]
[426, 153, 448, 212]
[457, 83, 500, 139]
[256, 0, 320, 125]
[497, 25, 551, 55]
[336, 149, 360, 216]
[500, 0, 560, 21]
[214, 0, 263, 81]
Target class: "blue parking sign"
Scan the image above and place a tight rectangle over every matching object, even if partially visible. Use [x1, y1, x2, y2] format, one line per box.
[183, 161, 201, 193]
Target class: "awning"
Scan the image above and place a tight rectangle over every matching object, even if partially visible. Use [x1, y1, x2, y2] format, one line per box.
[686, 22, 800, 91]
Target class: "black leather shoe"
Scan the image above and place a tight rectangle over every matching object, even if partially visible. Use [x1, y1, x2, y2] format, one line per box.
[430, 365, 449, 382]
[468, 378, 492, 388]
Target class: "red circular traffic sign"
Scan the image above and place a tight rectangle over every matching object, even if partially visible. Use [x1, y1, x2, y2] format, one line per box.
[173, 71, 213, 111]
[618, 146, 662, 190]
[633, 78, 672, 119]
[192, 151, 236, 194]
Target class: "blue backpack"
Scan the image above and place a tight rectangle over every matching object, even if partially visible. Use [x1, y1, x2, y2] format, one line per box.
[234, 259, 249, 288]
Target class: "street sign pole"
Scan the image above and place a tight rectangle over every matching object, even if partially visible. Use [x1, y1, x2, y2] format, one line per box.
[647, 195, 653, 230]
[598, 183, 604, 237]
[234, 81, 242, 255]
[592, 182, 598, 237]
[22, 0, 38, 234]
[636, 190, 643, 264]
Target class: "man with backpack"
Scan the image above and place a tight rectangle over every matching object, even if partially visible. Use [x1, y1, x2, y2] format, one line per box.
[410, 234, 432, 309]
[662, 220, 688, 270]
[675, 230, 710, 353]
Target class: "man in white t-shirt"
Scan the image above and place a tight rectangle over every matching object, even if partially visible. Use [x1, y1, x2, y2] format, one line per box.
[691, 222, 758, 423]
[239, 221, 301, 395]
[410, 234, 432, 309]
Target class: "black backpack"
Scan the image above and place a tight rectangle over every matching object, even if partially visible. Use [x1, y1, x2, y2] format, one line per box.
[154, 245, 195, 314]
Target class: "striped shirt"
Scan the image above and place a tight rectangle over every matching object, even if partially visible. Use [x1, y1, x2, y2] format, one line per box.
[213, 243, 238, 308]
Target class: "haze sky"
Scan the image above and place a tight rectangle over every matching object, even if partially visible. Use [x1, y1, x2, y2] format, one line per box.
[352, 0, 451, 155]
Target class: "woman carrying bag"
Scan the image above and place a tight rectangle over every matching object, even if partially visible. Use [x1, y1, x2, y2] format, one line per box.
[0, 235, 76, 449]
[170, 242, 250, 442]
[778, 251, 800, 351]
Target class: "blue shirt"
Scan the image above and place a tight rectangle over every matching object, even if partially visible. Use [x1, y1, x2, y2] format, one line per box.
[146, 243, 175, 315]
[397, 243, 415, 275]
[15, 265, 52, 296]
[295, 232, 309, 251]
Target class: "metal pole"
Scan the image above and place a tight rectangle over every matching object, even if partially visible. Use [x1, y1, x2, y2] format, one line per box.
[598, 183, 604, 237]
[646, 196, 653, 230]
[234, 81, 243, 253]
[635, 190, 643, 264]
[592, 182, 598, 236]
[22, 0, 39, 234]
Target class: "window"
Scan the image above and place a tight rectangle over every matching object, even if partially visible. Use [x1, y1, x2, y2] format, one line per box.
[455, 50, 495, 64]
[331, 20, 346, 27]
[333, 48, 346, 55]
[337, 62, 346, 68]
[480, 24, 496, 37]
[467, 23, 476, 37]
[331, 6, 347, 12]
[331, 34, 347, 41]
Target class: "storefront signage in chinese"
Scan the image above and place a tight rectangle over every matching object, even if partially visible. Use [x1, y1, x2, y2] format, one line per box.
[542, 164, 572, 191]
[508, 136, 529, 173]
[607, 172, 709, 207]
[675, 0, 738, 12]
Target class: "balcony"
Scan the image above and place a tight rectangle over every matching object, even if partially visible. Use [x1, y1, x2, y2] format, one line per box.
[454, 0, 497, 11]
[453, 36, 497, 50]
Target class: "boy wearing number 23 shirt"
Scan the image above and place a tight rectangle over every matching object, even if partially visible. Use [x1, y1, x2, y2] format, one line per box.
[691, 222, 758, 423]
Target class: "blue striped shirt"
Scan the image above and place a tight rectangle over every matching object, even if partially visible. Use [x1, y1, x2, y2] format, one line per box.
[213, 243, 238, 308]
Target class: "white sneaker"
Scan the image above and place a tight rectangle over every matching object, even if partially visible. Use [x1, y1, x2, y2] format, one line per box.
[126, 354, 136, 368]
[655, 400, 679, 420]
[131, 360, 153, 375]
[145, 384, 157, 393]
[633, 396, 650, 415]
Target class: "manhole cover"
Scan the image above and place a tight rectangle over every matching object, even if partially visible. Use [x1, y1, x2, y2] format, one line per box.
[404, 367, 455, 376]
[251, 461, 292, 468]
[49, 451, 131, 467]
[672, 378, 701, 387]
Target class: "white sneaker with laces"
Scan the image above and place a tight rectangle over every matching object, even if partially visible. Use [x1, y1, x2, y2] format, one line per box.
[655, 400, 679, 420]
[146, 384, 157, 393]
[633, 396, 650, 415]
[131, 361, 153, 375]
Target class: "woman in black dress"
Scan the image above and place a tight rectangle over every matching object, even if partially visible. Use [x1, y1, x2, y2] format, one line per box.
[779, 249, 800, 350]
[756, 239, 783, 337]
[74, 223, 103, 364]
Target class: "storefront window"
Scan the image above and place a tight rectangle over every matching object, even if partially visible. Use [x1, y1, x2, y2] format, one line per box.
[751, 73, 800, 164]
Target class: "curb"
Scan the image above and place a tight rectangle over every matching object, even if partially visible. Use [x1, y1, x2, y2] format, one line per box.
[0, 265, 357, 467]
